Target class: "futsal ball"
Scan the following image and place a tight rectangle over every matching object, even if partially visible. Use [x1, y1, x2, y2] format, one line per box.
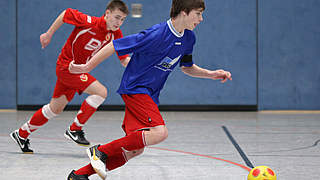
[247, 166, 277, 180]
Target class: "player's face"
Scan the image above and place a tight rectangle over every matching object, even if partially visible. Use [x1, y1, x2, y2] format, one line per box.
[185, 8, 204, 31]
[105, 9, 127, 31]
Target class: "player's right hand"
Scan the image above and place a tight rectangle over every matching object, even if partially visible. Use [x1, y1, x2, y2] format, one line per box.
[69, 61, 90, 74]
[40, 32, 52, 49]
[211, 69, 232, 83]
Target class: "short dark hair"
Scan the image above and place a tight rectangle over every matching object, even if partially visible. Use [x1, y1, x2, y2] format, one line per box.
[170, 0, 205, 18]
[106, 0, 129, 15]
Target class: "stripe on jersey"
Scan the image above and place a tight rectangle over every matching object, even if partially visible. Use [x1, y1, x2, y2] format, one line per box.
[71, 28, 91, 61]
[87, 16, 92, 23]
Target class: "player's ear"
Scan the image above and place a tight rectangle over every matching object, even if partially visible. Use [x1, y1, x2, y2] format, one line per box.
[105, 9, 111, 16]
[181, 10, 187, 16]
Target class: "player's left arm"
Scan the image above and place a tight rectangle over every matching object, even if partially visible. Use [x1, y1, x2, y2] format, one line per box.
[181, 64, 232, 83]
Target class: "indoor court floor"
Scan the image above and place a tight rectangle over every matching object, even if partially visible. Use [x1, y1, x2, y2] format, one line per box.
[0, 110, 319, 179]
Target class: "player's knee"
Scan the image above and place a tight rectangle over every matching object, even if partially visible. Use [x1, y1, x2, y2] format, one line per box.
[153, 127, 168, 144]
[144, 126, 168, 145]
[160, 127, 168, 141]
[86, 95, 106, 109]
[49, 102, 64, 115]
[49, 96, 68, 114]
[42, 104, 59, 119]
[50, 107, 63, 115]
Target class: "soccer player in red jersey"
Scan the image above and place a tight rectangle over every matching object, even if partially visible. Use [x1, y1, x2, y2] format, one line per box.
[10, 0, 130, 153]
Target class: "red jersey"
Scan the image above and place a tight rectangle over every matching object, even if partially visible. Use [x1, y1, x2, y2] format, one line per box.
[57, 8, 128, 70]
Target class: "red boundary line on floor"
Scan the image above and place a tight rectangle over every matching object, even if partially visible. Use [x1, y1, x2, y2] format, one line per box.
[149, 146, 251, 172]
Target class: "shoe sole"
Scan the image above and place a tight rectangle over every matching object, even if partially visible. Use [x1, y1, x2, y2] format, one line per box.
[64, 132, 90, 147]
[86, 148, 107, 179]
[9, 131, 33, 154]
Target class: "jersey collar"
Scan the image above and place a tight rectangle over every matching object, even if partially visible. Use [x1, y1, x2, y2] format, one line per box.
[167, 19, 184, 38]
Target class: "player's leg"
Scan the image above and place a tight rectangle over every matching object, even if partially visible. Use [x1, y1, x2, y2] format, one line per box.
[86, 126, 167, 179]
[69, 149, 144, 179]
[65, 80, 107, 146]
[144, 125, 168, 145]
[100, 126, 168, 158]
[85, 94, 167, 179]
[69, 80, 107, 131]
[10, 95, 68, 153]
[86, 130, 146, 178]
[70, 94, 166, 179]
[119, 126, 167, 160]
[71, 144, 143, 178]
[96, 125, 168, 157]
[71, 149, 140, 179]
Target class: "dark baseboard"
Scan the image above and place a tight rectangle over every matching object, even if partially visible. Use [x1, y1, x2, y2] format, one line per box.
[17, 105, 257, 111]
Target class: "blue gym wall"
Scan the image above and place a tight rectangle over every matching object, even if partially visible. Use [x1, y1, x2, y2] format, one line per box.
[16, 0, 257, 106]
[0, 0, 16, 109]
[258, 0, 320, 110]
[1, 0, 319, 110]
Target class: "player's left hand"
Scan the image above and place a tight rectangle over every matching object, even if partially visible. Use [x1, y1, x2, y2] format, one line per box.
[68, 61, 89, 74]
[211, 69, 232, 83]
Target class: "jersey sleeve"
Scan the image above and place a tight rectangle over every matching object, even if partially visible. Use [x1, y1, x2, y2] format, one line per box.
[63, 8, 97, 27]
[113, 29, 129, 60]
[180, 31, 196, 67]
[113, 27, 159, 56]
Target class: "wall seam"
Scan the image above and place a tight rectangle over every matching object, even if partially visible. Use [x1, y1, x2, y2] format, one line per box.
[256, 0, 259, 110]
[15, 0, 18, 108]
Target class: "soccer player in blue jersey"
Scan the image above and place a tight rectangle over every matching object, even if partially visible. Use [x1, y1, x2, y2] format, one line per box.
[67, 0, 232, 179]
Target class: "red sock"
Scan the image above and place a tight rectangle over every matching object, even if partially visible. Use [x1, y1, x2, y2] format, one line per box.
[74, 163, 96, 176]
[70, 100, 96, 131]
[98, 131, 145, 157]
[19, 108, 48, 139]
[106, 153, 127, 171]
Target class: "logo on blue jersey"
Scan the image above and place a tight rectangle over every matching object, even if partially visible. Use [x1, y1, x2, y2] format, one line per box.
[154, 55, 181, 71]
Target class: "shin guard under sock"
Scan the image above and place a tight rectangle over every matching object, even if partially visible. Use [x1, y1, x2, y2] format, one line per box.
[106, 153, 127, 171]
[70, 100, 96, 131]
[70, 95, 105, 131]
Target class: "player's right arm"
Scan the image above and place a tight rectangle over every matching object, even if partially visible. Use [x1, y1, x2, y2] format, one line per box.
[40, 8, 94, 49]
[40, 10, 66, 49]
[69, 41, 116, 74]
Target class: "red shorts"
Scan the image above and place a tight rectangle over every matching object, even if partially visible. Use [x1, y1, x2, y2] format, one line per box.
[121, 94, 165, 135]
[53, 66, 96, 101]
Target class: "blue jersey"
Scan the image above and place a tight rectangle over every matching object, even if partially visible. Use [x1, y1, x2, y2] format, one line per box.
[113, 19, 195, 104]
